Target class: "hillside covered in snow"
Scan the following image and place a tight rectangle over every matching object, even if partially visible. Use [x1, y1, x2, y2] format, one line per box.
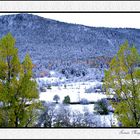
[0, 14, 140, 77]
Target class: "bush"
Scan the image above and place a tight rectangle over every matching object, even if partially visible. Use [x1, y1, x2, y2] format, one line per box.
[40, 86, 46, 92]
[80, 98, 89, 105]
[85, 84, 103, 93]
[63, 96, 71, 104]
[94, 98, 109, 115]
[64, 84, 67, 89]
[47, 85, 52, 89]
[85, 87, 95, 93]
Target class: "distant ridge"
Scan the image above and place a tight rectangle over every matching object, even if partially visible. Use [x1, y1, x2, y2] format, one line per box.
[0, 13, 140, 75]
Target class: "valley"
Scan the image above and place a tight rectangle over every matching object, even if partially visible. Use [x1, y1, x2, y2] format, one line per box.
[36, 68, 117, 127]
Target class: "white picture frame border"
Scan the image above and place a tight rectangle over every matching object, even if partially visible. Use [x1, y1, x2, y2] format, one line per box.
[0, 1, 140, 139]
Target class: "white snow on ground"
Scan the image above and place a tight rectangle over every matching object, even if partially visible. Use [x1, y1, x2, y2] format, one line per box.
[38, 77, 107, 103]
[70, 104, 95, 113]
[37, 75, 118, 127]
[99, 113, 118, 127]
[36, 77, 67, 86]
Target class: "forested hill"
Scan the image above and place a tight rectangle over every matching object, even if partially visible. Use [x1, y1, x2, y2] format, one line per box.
[0, 13, 140, 73]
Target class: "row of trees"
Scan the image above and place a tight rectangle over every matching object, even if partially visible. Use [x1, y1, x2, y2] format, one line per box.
[36, 102, 110, 127]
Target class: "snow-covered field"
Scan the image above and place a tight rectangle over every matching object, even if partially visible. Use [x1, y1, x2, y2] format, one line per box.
[36, 70, 117, 127]
[38, 81, 107, 103]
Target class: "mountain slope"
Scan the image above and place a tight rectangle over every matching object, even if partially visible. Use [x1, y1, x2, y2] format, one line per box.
[0, 13, 140, 75]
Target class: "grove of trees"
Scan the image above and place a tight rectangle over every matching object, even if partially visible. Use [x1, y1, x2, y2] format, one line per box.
[104, 41, 140, 127]
[37, 102, 104, 127]
[0, 33, 40, 127]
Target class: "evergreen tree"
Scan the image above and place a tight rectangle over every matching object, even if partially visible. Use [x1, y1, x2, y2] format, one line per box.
[63, 95, 70, 104]
[0, 33, 40, 127]
[104, 41, 140, 127]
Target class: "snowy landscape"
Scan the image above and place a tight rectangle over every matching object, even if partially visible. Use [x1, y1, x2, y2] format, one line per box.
[0, 13, 140, 127]
[36, 69, 117, 127]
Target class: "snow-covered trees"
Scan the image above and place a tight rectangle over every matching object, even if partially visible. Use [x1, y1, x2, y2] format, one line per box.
[37, 102, 104, 127]
[37, 102, 56, 127]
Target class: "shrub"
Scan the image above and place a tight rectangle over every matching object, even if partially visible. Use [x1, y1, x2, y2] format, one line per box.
[40, 86, 46, 92]
[64, 84, 67, 89]
[47, 85, 52, 89]
[63, 95, 71, 104]
[94, 98, 109, 115]
[85, 84, 103, 93]
[80, 98, 89, 105]
[85, 87, 95, 93]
